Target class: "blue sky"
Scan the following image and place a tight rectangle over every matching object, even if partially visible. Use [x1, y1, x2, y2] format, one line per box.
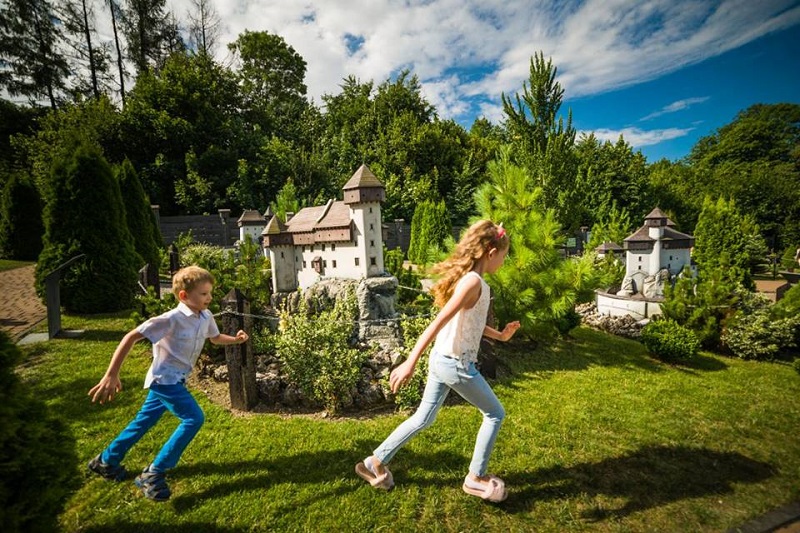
[567, 22, 800, 161]
[127, 1, 800, 163]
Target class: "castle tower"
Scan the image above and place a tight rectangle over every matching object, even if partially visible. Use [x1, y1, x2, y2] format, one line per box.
[261, 215, 296, 293]
[343, 164, 385, 277]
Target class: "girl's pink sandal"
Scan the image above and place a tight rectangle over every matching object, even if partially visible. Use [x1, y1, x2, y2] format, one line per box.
[462, 474, 507, 502]
[355, 457, 394, 490]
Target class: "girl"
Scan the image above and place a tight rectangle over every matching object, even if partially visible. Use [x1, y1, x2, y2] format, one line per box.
[356, 220, 520, 502]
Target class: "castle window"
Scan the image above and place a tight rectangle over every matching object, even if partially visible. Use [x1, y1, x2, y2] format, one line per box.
[322, 244, 326, 252]
[302, 261, 306, 268]
[638, 266, 641, 270]
[370, 240, 374, 247]
[280, 251, 284, 259]
[355, 258, 360, 266]
[332, 260, 337, 268]
[370, 223, 374, 231]
[638, 256, 642, 262]
[370, 257, 376, 266]
[369, 207, 373, 214]
[323, 260, 327, 267]
[332, 244, 336, 251]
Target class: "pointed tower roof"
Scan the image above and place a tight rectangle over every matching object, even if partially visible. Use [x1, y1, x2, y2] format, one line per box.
[645, 207, 669, 220]
[343, 164, 384, 190]
[262, 215, 288, 235]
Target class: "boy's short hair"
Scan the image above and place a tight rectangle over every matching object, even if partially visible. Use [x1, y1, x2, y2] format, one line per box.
[172, 265, 214, 298]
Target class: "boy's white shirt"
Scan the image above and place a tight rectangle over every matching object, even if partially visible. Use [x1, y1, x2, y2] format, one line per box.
[137, 302, 220, 388]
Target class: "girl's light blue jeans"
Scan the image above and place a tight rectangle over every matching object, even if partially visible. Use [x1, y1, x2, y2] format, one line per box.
[101, 381, 205, 472]
[374, 351, 505, 477]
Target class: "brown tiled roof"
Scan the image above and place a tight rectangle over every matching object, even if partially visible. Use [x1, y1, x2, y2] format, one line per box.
[595, 241, 623, 252]
[237, 209, 265, 225]
[624, 225, 694, 242]
[285, 205, 327, 233]
[316, 201, 351, 229]
[343, 164, 384, 190]
[645, 207, 669, 220]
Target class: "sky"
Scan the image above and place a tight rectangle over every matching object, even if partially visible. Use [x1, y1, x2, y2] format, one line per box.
[36, 0, 800, 162]
[170, 0, 799, 163]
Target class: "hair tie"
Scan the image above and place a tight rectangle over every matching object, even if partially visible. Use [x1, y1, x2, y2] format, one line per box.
[496, 223, 506, 240]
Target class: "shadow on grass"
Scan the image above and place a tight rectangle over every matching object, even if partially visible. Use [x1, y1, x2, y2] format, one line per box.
[82, 523, 248, 533]
[502, 444, 773, 520]
[494, 327, 730, 389]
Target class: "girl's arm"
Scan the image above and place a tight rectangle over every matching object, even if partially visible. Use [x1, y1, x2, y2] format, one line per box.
[389, 276, 482, 393]
[483, 321, 521, 342]
[88, 329, 145, 404]
[209, 329, 249, 346]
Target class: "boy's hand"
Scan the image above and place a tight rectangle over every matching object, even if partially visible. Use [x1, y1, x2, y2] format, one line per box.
[500, 321, 521, 341]
[89, 375, 122, 404]
[234, 329, 249, 344]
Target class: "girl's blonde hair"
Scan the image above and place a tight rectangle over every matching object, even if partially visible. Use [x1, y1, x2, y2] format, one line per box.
[172, 265, 215, 298]
[429, 220, 508, 308]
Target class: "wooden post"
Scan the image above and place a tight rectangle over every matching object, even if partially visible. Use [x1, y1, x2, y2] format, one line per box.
[221, 288, 257, 410]
[44, 254, 85, 339]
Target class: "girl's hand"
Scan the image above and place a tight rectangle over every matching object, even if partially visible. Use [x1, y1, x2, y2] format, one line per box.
[88, 374, 122, 404]
[389, 359, 416, 394]
[501, 321, 521, 341]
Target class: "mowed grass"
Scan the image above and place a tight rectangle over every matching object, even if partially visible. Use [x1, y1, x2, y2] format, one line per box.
[0, 259, 33, 272]
[15, 313, 800, 532]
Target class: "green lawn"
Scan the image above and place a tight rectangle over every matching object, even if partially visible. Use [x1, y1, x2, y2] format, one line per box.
[16, 314, 800, 532]
[0, 259, 33, 272]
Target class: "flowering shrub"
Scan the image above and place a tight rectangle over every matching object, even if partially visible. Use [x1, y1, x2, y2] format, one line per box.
[722, 310, 798, 361]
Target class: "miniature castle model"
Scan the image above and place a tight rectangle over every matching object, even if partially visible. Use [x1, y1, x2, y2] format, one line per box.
[237, 208, 268, 243]
[596, 207, 694, 318]
[262, 164, 386, 292]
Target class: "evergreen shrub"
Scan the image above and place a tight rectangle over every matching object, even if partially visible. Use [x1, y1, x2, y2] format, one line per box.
[392, 311, 434, 411]
[722, 311, 798, 361]
[276, 289, 367, 414]
[0, 171, 44, 260]
[0, 331, 79, 532]
[640, 318, 700, 363]
[35, 140, 141, 313]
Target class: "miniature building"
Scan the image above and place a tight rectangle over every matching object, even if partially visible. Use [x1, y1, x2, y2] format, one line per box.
[262, 164, 386, 292]
[237, 209, 266, 243]
[596, 208, 695, 319]
[595, 241, 623, 259]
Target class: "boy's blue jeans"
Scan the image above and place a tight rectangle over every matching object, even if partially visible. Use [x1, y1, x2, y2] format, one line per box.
[374, 351, 505, 477]
[101, 381, 205, 472]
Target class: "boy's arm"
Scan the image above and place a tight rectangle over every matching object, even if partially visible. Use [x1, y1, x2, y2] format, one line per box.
[483, 321, 521, 342]
[88, 329, 145, 404]
[209, 329, 249, 346]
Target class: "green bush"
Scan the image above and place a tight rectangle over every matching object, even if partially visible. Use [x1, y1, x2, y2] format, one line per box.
[392, 311, 435, 411]
[722, 310, 798, 361]
[35, 139, 140, 313]
[640, 318, 700, 363]
[0, 331, 79, 532]
[276, 289, 367, 414]
[0, 172, 44, 260]
[793, 358, 800, 375]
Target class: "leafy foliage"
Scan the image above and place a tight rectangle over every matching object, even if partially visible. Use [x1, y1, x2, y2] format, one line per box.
[276, 289, 367, 414]
[661, 267, 738, 350]
[35, 139, 141, 313]
[116, 159, 162, 269]
[474, 147, 609, 337]
[391, 312, 434, 411]
[722, 310, 798, 361]
[0, 331, 79, 532]
[0, 171, 43, 260]
[640, 318, 700, 363]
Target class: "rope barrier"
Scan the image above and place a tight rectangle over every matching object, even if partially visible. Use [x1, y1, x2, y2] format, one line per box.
[214, 309, 436, 326]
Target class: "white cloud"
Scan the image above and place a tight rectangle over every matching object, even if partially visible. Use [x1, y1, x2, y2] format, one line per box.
[640, 97, 711, 121]
[84, 0, 800, 126]
[585, 126, 695, 147]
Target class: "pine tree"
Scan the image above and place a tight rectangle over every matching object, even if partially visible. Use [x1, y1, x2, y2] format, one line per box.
[0, 0, 70, 108]
[35, 138, 141, 313]
[0, 171, 44, 260]
[475, 146, 607, 336]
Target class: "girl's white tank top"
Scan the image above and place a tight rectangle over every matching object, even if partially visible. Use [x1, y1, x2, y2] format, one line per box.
[432, 271, 489, 364]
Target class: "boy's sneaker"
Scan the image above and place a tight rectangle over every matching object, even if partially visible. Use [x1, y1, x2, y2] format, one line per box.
[134, 467, 171, 502]
[88, 455, 127, 481]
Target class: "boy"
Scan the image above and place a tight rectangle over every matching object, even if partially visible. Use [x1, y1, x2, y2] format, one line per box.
[87, 265, 248, 501]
